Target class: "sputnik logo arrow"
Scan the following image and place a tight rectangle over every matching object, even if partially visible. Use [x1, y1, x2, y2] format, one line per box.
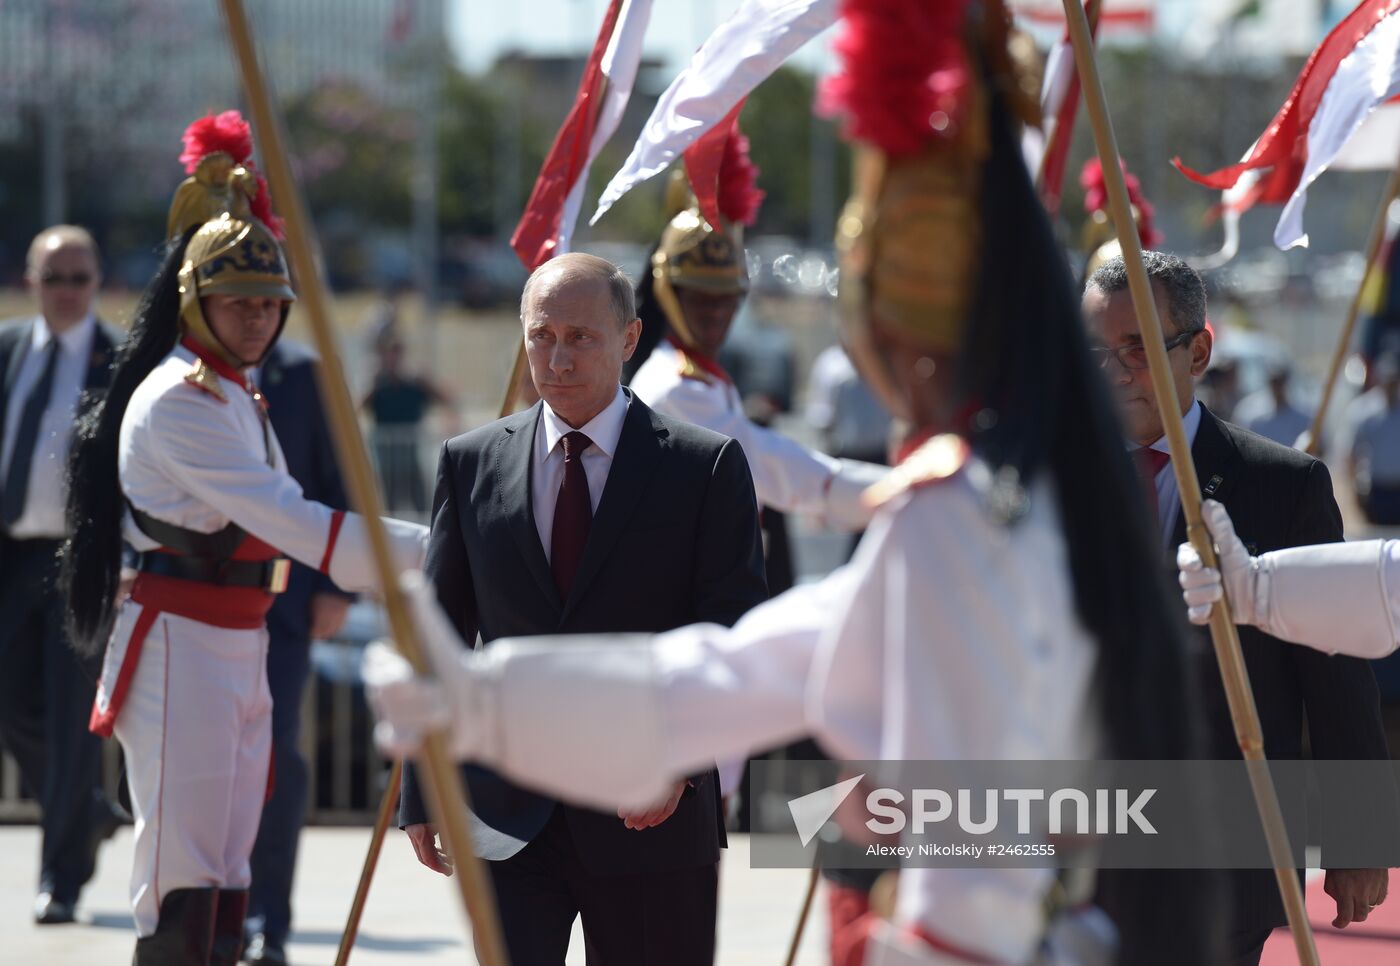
[788, 774, 864, 847]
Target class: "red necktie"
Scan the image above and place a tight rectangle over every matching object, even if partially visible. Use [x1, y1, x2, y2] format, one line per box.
[550, 431, 593, 597]
[1132, 446, 1171, 531]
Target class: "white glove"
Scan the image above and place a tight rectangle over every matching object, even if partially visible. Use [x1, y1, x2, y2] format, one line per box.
[363, 640, 448, 758]
[361, 571, 496, 762]
[1177, 499, 1261, 627]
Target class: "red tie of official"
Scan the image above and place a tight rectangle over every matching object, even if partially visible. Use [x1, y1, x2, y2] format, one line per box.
[1132, 446, 1171, 535]
[551, 431, 593, 597]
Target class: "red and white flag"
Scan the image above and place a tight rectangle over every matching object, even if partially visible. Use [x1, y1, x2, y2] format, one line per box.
[1175, 0, 1400, 251]
[1022, 2, 1100, 217]
[510, 0, 652, 271]
[589, 0, 837, 226]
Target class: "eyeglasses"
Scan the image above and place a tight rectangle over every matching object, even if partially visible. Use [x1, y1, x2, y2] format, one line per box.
[1090, 330, 1196, 370]
[39, 271, 95, 289]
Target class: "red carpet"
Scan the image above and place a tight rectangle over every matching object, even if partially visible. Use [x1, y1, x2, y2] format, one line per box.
[1261, 871, 1400, 965]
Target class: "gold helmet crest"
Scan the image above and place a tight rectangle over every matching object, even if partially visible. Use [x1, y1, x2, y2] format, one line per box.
[167, 111, 295, 369]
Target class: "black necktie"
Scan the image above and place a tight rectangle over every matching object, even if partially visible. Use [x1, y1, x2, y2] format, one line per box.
[3, 339, 61, 526]
[550, 431, 593, 597]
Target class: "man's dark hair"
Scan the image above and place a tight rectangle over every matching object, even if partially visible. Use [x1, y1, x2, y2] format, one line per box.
[1086, 251, 1207, 335]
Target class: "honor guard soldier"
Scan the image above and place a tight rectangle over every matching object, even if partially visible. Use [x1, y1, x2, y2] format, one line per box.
[61, 112, 427, 965]
[366, 2, 1216, 963]
[628, 127, 886, 534]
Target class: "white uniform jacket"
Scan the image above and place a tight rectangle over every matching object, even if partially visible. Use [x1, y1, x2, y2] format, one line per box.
[630, 339, 887, 531]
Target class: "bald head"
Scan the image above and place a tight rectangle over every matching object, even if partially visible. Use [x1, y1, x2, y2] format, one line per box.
[521, 252, 635, 330]
[26, 225, 101, 332]
[27, 225, 99, 275]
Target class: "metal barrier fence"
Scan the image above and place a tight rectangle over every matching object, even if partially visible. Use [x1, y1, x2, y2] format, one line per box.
[0, 653, 391, 826]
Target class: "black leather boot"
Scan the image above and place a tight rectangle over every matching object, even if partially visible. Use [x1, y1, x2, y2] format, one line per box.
[209, 889, 249, 965]
[132, 888, 216, 965]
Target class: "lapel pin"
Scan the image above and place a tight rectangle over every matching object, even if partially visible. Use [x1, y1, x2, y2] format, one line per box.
[1203, 474, 1223, 497]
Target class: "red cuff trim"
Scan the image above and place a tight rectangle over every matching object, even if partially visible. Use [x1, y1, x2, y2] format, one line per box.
[320, 510, 346, 575]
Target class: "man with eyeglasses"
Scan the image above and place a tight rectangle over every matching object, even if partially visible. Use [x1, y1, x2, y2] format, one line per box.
[0, 225, 125, 925]
[1083, 251, 1394, 965]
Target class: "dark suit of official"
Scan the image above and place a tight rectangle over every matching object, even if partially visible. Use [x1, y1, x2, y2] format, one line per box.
[1100, 404, 1393, 966]
[0, 316, 121, 905]
[247, 340, 354, 947]
[400, 390, 767, 965]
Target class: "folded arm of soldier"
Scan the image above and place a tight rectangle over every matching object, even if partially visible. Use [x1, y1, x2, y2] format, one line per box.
[1178, 499, 1400, 658]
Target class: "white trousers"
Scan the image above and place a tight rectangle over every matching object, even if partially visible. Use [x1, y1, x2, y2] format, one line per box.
[108, 602, 272, 937]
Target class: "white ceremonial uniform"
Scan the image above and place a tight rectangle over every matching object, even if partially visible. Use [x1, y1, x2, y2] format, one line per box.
[95, 341, 427, 936]
[631, 339, 887, 531]
[371, 443, 1101, 964]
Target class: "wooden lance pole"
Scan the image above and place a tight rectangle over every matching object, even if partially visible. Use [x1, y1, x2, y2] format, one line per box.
[1059, 1, 1319, 963]
[1302, 160, 1400, 455]
[334, 759, 402, 966]
[327, 2, 628, 953]
[1034, 0, 1101, 197]
[782, 862, 821, 966]
[218, 3, 510, 964]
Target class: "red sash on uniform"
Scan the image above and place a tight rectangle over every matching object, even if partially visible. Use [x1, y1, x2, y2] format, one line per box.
[88, 534, 281, 738]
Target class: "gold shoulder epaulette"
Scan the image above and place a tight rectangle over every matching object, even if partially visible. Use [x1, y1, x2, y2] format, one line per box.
[184, 357, 227, 402]
[675, 351, 716, 385]
[861, 433, 970, 509]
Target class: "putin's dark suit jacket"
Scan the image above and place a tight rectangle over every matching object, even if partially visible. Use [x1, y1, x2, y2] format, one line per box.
[400, 390, 767, 875]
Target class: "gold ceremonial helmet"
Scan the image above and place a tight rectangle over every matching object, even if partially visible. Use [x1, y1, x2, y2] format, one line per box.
[167, 148, 296, 369]
[833, 2, 1037, 422]
[650, 171, 748, 350]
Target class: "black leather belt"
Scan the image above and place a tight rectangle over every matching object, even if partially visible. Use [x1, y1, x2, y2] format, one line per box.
[137, 552, 291, 593]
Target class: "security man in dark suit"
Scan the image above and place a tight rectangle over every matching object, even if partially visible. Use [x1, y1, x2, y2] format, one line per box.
[0, 226, 124, 924]
[1085, 251, 1394, 965]
[243, 340, 355, 966]
[399, 252, 767, 965]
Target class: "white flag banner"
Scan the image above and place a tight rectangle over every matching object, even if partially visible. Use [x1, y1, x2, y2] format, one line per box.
[558, 0, 654, 254]
[1332, 100, 1400, 172]
[1273, 5, 1400, 248]
[589, 0, 838, 226]
[1022, 35, 1072, 177]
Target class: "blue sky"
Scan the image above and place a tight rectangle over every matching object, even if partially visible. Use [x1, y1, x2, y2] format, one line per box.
[448, 0, 837, 75]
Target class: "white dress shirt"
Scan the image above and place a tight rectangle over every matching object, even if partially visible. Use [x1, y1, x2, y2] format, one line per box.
[531, 386, 629, 562]
[1, 314, 96, 538]
[1132, 399, 1203, 549]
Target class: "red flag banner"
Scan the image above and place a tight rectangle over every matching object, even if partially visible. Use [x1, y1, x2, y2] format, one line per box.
[510, 0, 624, 271]
[1173, 0, 1400, 249]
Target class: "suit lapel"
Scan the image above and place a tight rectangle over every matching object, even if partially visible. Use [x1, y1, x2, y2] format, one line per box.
[1, 321, 33, 400]
[560, 394, 666, 623]
[0, 321, 35, 438]
[1169, 405, 1242, 562]
[498, 403, 562, 611]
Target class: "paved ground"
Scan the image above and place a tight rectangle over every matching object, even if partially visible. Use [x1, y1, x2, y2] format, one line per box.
[1, 826, 826, 965]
